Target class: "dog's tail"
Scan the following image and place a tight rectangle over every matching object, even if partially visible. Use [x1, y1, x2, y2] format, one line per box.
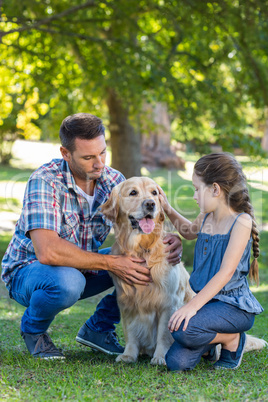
[244, 334, 268, 352]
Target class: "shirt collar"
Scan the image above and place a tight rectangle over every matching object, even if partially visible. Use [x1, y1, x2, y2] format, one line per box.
[61, 159, 111, 196]
[61, 159, 77, 191]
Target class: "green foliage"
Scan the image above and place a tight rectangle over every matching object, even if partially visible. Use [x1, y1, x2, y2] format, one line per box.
[1, 0, 268, 161]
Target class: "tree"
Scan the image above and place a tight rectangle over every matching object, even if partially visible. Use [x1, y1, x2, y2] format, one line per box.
[141, 102, 185, 170]
[1, 0, 268, 175]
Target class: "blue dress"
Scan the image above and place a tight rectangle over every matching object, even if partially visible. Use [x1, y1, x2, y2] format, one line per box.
[190, 213, 263, 314]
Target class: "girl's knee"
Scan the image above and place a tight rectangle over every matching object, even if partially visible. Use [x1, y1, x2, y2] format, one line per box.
[172, 325, 204, 349]
[165, 346, 191, 371]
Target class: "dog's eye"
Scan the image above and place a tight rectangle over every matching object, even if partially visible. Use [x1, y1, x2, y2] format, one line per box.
[129, 190, 138, 196]
[152, 190, 158, 196]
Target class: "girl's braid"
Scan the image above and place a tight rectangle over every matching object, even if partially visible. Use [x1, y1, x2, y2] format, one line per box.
[232, 185, 260, 284]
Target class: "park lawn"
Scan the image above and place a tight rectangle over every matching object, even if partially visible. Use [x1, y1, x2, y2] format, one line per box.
[0, 159, 267, 401]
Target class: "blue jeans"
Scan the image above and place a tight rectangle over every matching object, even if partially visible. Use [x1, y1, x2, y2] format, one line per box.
[165, 300, 255, 371]
[10, 248, 120, 334]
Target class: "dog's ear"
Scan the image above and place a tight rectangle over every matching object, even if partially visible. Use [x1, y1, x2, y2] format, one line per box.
[159, 209, 165, 222]
[159, 204, 165, 223]
[101, 182, 122, 222]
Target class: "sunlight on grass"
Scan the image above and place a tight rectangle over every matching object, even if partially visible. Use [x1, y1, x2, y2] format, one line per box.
[61, 308, 73, 315]
[250, 284, 268, 293]
[140, 167, 151, 176]
[0, 197, 21, 212]
[177, 160, 195, 181]
[151, 176, 166, 186]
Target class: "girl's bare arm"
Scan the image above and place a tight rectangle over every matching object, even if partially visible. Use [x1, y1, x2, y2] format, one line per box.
[157, 185, 203, 240]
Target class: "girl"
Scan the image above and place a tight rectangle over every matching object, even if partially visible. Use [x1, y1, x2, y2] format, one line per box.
[158, 152, 263, 371]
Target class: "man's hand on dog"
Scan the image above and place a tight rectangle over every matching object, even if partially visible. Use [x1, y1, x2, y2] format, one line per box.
[108, 234, 182, 285]
[108, 255, 152, 286]
[163, 233, 183, 265]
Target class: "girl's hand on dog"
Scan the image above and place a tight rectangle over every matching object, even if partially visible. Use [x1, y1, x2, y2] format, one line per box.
[168, 303, 197, 332]
[157, 185, 170, 213]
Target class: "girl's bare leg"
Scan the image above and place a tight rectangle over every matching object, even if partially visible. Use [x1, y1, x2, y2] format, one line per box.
[210, 333, 240, 351]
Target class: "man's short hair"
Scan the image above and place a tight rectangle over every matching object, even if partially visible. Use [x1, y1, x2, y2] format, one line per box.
[59, 113, 105, 152]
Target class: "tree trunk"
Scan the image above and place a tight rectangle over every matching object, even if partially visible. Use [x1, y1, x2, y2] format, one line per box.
[141, 102, 185, 170]
[261, 108, 268, 152]
[106, 89, 141, 178]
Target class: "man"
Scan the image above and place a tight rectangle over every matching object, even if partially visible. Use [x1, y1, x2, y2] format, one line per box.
[1, 113, 182, 359]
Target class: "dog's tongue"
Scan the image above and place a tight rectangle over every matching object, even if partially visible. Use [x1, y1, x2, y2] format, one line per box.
[139, 218, 155, 234]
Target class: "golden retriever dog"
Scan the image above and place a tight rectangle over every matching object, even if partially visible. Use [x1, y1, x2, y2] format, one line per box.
[101, 177, 267, 365]
[101, 176, 194, 365]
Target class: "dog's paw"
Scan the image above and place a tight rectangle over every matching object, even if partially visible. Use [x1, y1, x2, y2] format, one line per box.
[115, 354, 137, 363]
[245, 334, 268, 352]
[150, 356, 166, 366]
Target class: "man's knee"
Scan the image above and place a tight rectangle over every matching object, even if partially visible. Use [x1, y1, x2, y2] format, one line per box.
[49, 268, 86, 309]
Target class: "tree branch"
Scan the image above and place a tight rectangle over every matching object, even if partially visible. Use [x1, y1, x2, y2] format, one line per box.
[1, 42, 53, 58]
[0, 0, 96, 39]
[32, 26, 112, 42]
[3, 16, 112, 24]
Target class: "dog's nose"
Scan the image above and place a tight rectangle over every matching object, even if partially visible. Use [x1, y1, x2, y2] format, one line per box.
[143, 199, 156, 212]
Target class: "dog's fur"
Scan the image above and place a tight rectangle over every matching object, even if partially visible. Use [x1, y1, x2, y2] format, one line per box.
[101, 177, 267, 364]
[101, 177, 194, 364]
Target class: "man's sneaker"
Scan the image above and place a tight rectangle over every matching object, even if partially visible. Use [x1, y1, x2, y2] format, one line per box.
[202, 344, 221, 362]
[76, 323, 124, 355]
[214, 332, 246, 369]
[21, 331, 65, 360]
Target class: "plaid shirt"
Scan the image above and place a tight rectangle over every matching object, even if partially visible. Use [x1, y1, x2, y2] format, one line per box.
[1, 159, 125, 292]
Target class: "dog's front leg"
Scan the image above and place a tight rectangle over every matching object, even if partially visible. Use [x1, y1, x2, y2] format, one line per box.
[116, 320, 140, 363]
[115, 343, 139, 363]
[150, 310, 173, 366]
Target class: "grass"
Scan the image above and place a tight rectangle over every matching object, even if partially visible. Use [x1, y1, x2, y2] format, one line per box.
[0, 156, 268, 401]
[0, 165, 34, 182]
[0, 197, 21, 213]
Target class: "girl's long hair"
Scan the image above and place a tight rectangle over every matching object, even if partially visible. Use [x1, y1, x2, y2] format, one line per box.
[194, 152, 259, 284]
